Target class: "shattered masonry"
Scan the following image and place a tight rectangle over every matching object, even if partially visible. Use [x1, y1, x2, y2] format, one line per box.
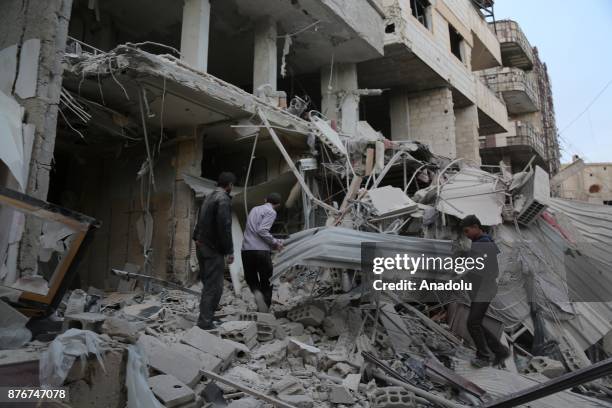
[2, 1, 611, 408]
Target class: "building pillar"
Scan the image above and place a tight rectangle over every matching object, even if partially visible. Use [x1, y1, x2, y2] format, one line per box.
[454, 104, 481, 164]
[253, 17, 277, 92]
[389, 91, 411, 140]
[180, 0, 211, 72]
[320, 63, 359, 136]
[407, 88, 456, 157]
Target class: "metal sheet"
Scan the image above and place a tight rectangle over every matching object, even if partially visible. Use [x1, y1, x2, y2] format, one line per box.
[437, 166, 504, 226]
[272, 227, 453, 279]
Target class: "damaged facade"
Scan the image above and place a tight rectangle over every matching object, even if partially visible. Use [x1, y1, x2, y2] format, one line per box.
[2, 1, 611, 408]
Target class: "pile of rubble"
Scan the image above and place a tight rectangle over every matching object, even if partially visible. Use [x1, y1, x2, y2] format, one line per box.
[4, 255, 607, 408]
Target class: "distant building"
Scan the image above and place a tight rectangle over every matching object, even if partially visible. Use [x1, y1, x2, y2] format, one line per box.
[560, 156, 612, 205]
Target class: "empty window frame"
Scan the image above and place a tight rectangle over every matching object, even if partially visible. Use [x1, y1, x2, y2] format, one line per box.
[411, 0, 430, 28]
[449, 25, 463, 61]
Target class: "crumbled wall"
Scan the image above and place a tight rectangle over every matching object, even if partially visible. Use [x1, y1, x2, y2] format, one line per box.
[0, 0, 73, 276]
[408, 88, 456, 158]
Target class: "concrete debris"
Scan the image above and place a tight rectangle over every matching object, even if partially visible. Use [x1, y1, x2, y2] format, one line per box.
[148, 375, 196, 408]
[137, 334, 202, 388]
[328, 384, 355, 404]
[63, 312, 107, 332]
[218, 321, 258, 349]
[101, 317, 146, 343]
[2, 2, 609, 408]
[525, 356, 566, 379]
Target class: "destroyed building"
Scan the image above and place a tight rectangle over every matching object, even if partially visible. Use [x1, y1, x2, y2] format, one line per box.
[2, 1, 612, 408]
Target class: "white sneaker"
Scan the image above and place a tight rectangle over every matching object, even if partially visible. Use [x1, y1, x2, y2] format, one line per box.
[253, 290, 269, 313]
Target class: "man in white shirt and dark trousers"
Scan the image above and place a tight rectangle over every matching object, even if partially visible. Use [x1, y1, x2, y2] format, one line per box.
[241, 193, 283, 312]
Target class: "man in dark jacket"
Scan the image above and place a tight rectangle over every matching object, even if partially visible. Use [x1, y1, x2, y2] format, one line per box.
[461, 214, 509, 367]
[193, 172, 236, 330]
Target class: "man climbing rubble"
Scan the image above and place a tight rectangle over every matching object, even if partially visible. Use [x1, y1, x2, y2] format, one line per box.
[461, 214, 510, 368]
[193, 172, 236, 330]
[241, 193, 284, 312]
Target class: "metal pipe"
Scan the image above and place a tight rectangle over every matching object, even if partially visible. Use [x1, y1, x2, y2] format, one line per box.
[485, 357, 612, 408]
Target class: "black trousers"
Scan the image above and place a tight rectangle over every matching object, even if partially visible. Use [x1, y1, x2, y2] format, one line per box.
[467, 301, 506, 359]
[196, 245, 225, 329]
[241, 250, 273, 307]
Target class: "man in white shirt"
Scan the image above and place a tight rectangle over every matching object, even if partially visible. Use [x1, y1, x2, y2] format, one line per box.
[241, 193, 283, 312]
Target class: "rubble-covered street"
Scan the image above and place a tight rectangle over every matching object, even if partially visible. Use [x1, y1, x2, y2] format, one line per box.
[1, 0, 612, 407]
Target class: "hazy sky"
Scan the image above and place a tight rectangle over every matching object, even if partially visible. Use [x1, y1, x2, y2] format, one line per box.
[494, 0, 612, 164]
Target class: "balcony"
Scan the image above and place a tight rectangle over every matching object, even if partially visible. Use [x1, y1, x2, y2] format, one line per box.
[493, 20, 534, 70]
[479, 121, 547, 169]
[480, 67, 539, 114]
[475, 77, 508, 135]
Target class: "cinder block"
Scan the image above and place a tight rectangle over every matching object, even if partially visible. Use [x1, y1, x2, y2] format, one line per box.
[287, 305, 325, 327]
[181, 327, 237, 369]
[256, 323, 276, 342]
[137, 334, 201, 387]
[170, 343, 223, 373]
[218, 321, 258, 349]
[148, 374, 195, 408]
[371, 387, 415, 408]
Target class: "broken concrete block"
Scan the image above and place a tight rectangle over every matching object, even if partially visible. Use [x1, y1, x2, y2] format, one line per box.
[65, 349, 127, 408]
[218, 321, 258, 348]
[101, 317, 145, 343]
[63, 312, 107, 332]
[329, 385, 354, 405]
[342, 373, 361, 392]
[371, 387, 415, 408]
[0, 299, 28, 327]
[328, 362, 357, 378]
[170, 343, 223, 373]
[287, 305, 325, 327]
[277, 394, 314, 408]
[271, 376, 305, 395]
[280, 321, 304, 337]
[253, 339, 287, 363]
[323, 313, 349, 338]
[181, 326, 237, 369]
[226, 397, 264, 408]
[525, 356, 566, 378]
[225, 366, 265, 391]
[148, 375, 195, 408]
[122, 301, 163, 321]
[288, 338, 320, 367]
[223, 338, 252, 361]
[137, 334, 201, 387]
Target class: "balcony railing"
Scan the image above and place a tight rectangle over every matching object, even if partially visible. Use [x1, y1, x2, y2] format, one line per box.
[480, 67, 539, 114]
[479, 121, 546, 160]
